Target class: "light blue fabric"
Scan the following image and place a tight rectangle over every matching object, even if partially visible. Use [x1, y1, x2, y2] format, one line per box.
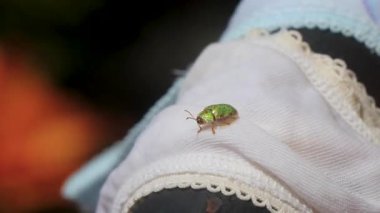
[63, 0, 380, 211]
[221, 0, 380, 55]
[363, 0, 380, 25]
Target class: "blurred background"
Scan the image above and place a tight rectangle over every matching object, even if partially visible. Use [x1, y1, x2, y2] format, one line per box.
[0, 0, 238, 212]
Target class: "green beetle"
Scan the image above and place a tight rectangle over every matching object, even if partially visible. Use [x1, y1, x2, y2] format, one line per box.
[185, 104, 238, 134]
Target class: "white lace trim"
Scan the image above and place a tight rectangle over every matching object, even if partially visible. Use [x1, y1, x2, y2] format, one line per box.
[111, 153, 312, 213]
[244, 29, 380, 145]
[123, 173, 300, 213]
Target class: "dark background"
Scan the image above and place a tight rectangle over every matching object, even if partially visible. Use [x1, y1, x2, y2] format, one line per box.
[62, 0, 239, 115]
[0, 0, 238, 115]
[0, 0, 238, 212]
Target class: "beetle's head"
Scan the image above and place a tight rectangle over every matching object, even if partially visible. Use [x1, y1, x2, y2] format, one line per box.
[185, 110, 204, 128]
[196, 116, 205, 125]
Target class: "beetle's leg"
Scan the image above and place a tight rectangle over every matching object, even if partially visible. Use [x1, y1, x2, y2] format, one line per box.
[197, 125, 202, 133]
[211, 114, 217, 134]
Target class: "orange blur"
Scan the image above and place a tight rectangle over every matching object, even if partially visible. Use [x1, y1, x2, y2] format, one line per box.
[0, 47, 114, 212]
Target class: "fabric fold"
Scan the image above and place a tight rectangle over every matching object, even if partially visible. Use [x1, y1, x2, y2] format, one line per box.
[98, 30, 380, 212]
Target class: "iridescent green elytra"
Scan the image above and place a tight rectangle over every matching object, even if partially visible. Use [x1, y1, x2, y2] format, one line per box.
[185, 104, 238, 134]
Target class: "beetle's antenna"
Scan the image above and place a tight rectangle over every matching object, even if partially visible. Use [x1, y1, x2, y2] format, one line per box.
[185, 110, 202, 132]
[184, 110, 196, 120]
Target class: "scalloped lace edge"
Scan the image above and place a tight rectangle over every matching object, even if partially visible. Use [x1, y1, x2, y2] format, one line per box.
[123, 173, 301, 213]
[244, 29, 380, 144]
[111, 153, 312, 213]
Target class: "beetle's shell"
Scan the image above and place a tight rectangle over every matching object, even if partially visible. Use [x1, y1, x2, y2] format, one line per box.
[198, 104, 238, 124]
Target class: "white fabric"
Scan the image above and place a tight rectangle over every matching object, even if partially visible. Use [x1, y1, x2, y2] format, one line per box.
[97, 31, 380, 213]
